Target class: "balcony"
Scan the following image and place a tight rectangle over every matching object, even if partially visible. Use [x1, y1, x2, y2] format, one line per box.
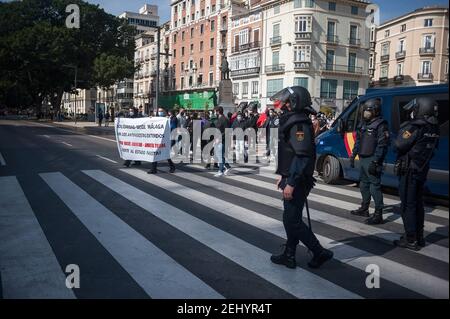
[219, 42, 227, 52]
[380, 54, 390, 62]
[231, 41, 260, 54]
[348, 38, 361, 47]
[265, 64, 285, 74]
[320, 64, 363, 75]
[295, 31, 312, 41]
[220, 24, 228, 33]
[230, 67, 260, 78]
[370, 41, 376, 49]
[395, 51, 406, 59]
[326, 35, 339, 45]
[369, 69, 375, 77]
[270, 36, 282, 47]
[419, 47, 435, 56]
[394, 75, 404, 82]
[164, 43, 170, 51]
[418, 73, 433, 81]
[294, 61, 311, 71]
[379, 77, 388, 85]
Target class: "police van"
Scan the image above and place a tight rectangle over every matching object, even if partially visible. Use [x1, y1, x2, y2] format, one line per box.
[315, 84, 449, 198]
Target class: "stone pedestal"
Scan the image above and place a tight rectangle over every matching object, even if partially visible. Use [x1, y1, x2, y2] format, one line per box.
[218, 79, 235, 114]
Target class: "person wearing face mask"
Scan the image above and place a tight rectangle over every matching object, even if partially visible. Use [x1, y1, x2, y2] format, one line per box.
[349, 98, 390, 225]
[232, 112, 246, 163]
[148, 108, 176, 174]
[393, 97, 439, 250]
[124, 107, 143, 168]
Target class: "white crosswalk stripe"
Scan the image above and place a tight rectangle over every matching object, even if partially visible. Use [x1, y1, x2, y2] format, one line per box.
[84, 169, 360, 299]
[0, 176, 75, 299]
[119, 168, 448, 299]
[40, 172, 222, 299]
[158, 167, 448, 263]
[194, 166, 448, 237]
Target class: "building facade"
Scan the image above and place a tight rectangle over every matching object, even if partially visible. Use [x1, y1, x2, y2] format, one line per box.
[61, 88, 97, 116]
[371, 6, 449, 87]
[161, 0, 233, 111]
[119, 4, 160, 34]
[260, 0, 371, 113]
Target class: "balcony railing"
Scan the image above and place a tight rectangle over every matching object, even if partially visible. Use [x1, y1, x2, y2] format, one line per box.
[220, 24, 228, 33]
[230, 67, 260, 77]
[295, 31, 312, 41]
[418, 73, 433, 81]
[231, 41, 260, 53]
[270, 36, 282, 46]
[394, 75, 404, 82]
[320, 64, 363, 74]
[294, 61, 311, 71]
[395, 51, 406, 59]
[348, 38, 361, 46]
[265, 64, 285, 74]
[419, 47, 435, 55]
[379, 77, 388, 84]
[326, 35, 339, 44]
[380, 54, 390, 62]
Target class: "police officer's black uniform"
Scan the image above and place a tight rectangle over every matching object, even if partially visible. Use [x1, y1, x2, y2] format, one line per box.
[393, 97, 439, 250]
[350, 99, 390, 225]
[270, 86, 333, 269]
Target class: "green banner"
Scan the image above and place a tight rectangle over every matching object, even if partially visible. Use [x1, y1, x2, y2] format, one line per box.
[159, 91, 217, 111]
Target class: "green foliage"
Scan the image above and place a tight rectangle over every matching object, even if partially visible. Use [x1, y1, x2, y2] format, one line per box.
[0, 0, 136, 110]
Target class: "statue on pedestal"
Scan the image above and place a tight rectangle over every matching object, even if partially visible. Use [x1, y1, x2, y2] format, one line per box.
[221, 57, 230, 80]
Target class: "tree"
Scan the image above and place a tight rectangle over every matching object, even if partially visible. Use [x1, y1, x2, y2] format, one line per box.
[0, 0, 136, 112]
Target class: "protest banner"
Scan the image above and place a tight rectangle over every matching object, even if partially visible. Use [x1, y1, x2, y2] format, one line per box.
[115, 117, 171, 162]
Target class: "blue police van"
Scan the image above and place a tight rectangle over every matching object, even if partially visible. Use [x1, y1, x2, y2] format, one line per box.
[315, 84, 449, 198]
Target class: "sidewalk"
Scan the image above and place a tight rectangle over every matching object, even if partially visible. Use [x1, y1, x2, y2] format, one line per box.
[55, 121, 113, 129]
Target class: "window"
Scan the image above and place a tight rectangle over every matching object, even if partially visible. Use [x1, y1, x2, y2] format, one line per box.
[273, 23, 280, 37]
[182, 31, 185, 40]
[294, 45, 311, 62]
[200, 58, 204, 68]
[211, 20, 215, 31]
[424, 19, 433, 27]
[326, 50, 334, 69]
[327, 21, 336, 41]
[401, 24, 406, 32]
[190, 43, 194, 53]
[381, 43, 389, 56]
[397, 63, 404, 76]
[182, 17, 186, 25]
[201, 9, 205, 17]
[350, 25, 358, 44]
[343, 81, 358, 100]
[173, 49, 176, 58]
[251, 81, 259, 95]
[209, 72, 214, 86]
[294, 0, 302, 8]
[173, 34, 177, 43]
[200, 24, 204, 34]
[348, 52, 357, 72]
[320, 79, 337, 98]
[233, 83, 239, 95]
[274, 5, 280, 14]
[272, 51, 280, 65]
[369, 55, 374, 69]
[191, 28, 194, 37]
[329, 2, 336, 11]
[295, 16, 311, 33]
[210, 38, 214, 48]
[294, 77, 308, 89]
[242, 82, 249, 96]
[181, 46, 185, 56]
[398, 39, 405, 52]
[210, 56, 214, 66]
[421, 61, 432, 74]
[305, 0, 314, 8]
[239, 29, 249, 45]
[384, 30, 390, 38]
[180, 77, 184, 89]
[267, 79, 284, 97]
[423, 35, 433, 48]
[380, 64, 388, 78]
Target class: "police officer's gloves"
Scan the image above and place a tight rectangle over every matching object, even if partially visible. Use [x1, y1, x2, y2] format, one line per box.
[350, 157, 355, 168]
[368, 161, 379, 175]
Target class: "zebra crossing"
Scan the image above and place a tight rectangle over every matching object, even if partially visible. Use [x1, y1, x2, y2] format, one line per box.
[0, 163, 448, 299]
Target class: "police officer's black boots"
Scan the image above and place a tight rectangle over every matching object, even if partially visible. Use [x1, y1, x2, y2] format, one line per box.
[366, 208, 384, 225]
[417, 229, 426, 247]
[307, 248, 334, 269]
[394, 233, 420, 251]
[350, 204, 370, 217]
[270, 245, 296, 269]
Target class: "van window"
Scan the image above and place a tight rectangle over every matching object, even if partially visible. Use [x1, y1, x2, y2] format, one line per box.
[392, 93, 448, 136]
[345, 105, 359, 132]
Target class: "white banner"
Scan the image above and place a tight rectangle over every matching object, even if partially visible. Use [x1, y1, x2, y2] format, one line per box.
[115, 117, 171, 162]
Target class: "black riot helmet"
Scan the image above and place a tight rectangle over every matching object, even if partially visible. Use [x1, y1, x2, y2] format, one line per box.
[362, 98, 382, 121]
[403, 97, 439, 125]
[270, 86, 316, 115]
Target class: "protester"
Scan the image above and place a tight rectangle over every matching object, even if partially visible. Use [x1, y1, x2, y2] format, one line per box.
[214, 106, 232, 177]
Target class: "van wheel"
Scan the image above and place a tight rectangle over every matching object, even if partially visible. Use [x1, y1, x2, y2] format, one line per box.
[322, 156, 341, 184]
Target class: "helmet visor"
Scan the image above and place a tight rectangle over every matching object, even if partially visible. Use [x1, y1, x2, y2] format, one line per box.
[270, 87, 293, 103]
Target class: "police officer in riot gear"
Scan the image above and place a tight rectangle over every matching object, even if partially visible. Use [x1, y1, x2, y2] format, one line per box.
[270, 86, 333, 269]
[350, 99, 390, 225]
[393, 97, 439, 250]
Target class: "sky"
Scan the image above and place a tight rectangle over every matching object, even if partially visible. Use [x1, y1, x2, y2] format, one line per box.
[84, 0, 449, 23]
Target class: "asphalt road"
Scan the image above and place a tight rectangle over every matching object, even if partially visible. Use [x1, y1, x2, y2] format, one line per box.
[0, 119, 448, 299]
